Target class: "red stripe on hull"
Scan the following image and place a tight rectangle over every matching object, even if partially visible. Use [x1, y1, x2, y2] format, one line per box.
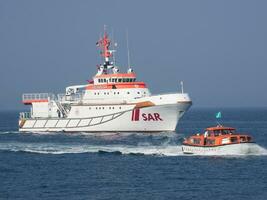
[135, 109, 140, 121]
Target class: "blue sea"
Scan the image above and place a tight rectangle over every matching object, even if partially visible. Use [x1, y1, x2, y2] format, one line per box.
[0, 108, 267, 200]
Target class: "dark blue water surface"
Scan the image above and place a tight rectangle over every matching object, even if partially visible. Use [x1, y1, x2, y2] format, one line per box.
[0, 108, 267, 200]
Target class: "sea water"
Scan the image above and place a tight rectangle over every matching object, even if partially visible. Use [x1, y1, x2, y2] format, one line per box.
[0, 108, 267, 199]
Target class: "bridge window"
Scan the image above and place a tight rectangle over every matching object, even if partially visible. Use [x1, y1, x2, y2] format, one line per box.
[118, 78, 122, 82]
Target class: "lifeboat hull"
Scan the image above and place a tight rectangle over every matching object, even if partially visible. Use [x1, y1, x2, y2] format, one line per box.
[182, 143, 258, 155]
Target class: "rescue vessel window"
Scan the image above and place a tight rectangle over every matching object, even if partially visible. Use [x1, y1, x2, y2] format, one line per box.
[206, 139, 215, 145]
[240, 136, 246, 142]
[118, 78, 122, 82]
[230, 137, 238, 143]
[214, 130, 220, 136]
[193, 138, 201, 144]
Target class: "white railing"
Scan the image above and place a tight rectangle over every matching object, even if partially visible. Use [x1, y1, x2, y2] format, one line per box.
[20, 112, 32, 119]
[57, 92, 84, 102]
[22, 93, 56, 101]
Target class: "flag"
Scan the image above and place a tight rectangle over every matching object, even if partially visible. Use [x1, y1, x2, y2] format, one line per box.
[216, 112, 222, 119]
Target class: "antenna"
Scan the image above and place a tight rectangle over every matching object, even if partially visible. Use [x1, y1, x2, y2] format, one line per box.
[180, 81, 184, 93]
[126, 29, 131, 69]
[111, 28, 116, 66]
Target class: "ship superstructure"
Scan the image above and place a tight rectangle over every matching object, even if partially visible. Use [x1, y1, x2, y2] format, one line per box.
[19, 29, 192, 132]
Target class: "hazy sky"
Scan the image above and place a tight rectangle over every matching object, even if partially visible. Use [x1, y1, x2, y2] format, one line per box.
[0, 0, 267, 110]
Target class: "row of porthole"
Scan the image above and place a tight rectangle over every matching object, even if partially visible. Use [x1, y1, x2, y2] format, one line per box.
[93, 91, 146, 95]
[88, 106, 122, 110]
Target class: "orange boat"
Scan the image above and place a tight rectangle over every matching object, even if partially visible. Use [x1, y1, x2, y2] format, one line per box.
[182, 125, 256, 155]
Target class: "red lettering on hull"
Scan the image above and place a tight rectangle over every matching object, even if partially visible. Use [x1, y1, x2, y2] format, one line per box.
[141, 113, 163, 121]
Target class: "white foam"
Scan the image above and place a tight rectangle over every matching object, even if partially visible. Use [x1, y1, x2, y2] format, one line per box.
[0, 142, 266, 157]
[0, 131, 20, 135]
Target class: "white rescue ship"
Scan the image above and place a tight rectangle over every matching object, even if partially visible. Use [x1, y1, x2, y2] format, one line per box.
[19, 29, 192, 133]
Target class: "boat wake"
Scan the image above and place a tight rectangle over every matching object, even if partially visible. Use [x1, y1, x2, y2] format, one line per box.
[0, 142, 267, 157]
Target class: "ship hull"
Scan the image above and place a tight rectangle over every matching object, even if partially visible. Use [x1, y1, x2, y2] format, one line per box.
[19, 102, 191, 133]
[182, 143, 257, 155]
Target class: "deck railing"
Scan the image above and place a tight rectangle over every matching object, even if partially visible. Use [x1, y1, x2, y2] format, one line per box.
[22, 93, 56, 101]
[19, 112, 32, 119]
[57, 92, 84, 102]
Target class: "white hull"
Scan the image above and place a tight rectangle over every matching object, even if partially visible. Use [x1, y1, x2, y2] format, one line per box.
[19, 102, 191, 132]
[182, 143, 258, 155]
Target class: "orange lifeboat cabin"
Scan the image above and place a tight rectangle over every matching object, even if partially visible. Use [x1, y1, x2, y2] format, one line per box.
[182, 125, 254, 154]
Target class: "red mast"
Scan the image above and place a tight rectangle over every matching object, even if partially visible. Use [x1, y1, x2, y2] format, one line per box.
[97, 31, 112, 61]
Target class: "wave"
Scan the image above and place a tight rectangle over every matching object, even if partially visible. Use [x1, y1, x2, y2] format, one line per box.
[0, 142, 267, 157]
[0, 131, 21, 135]
[0, 142, 183, 156]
